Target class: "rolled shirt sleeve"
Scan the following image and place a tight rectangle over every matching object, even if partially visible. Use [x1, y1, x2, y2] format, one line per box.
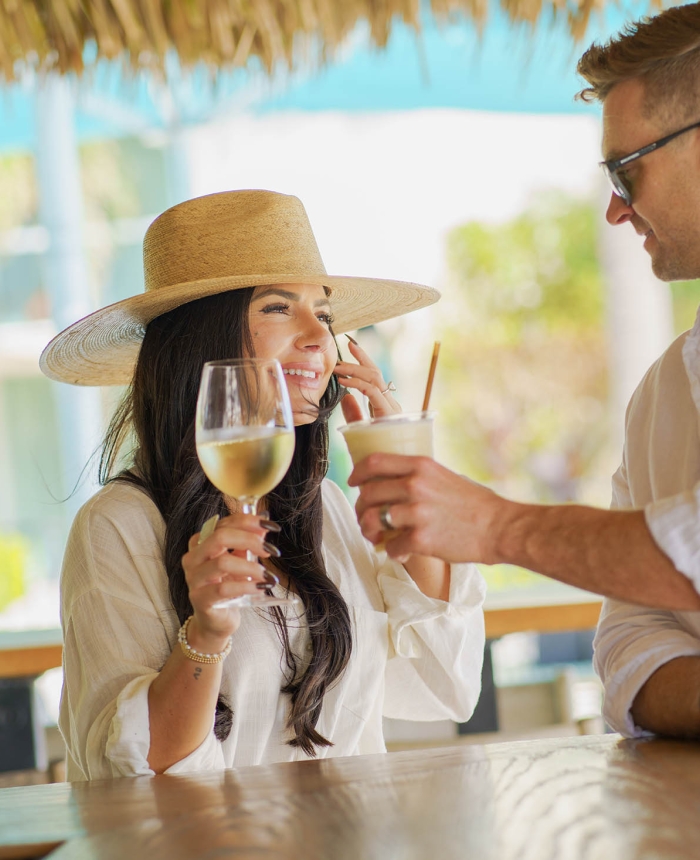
[645, 483, 700, 592]
[321, 479, 486, 726]
[593, 598, 700, 736]
[378, 558, 486, 723]
[106, 674, 225, 776]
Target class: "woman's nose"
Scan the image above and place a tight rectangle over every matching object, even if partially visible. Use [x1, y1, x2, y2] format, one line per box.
[606, 191, 634, 226]
[297, 313, 334, 350]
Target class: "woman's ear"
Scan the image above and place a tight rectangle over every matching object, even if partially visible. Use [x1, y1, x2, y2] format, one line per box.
[340, 391, 363, 424]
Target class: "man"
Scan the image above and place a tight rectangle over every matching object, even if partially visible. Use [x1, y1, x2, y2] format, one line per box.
[351, 2, 700, 737]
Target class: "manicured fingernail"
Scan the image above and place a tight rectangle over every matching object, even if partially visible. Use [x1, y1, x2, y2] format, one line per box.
[263, 541, 281, 557]
[345, 333, 358, 345]
[256, 582, 272, 590]
[259, 518, 281, 532]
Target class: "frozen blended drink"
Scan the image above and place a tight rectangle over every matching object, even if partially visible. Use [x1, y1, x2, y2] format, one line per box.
[338, 412, 435, 550]
[338, 412, 435, 465]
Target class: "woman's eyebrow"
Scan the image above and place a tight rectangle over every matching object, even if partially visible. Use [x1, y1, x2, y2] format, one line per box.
[253, 287, 331, 307]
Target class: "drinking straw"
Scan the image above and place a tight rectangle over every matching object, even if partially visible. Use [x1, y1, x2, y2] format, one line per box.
[421, 341, 441, 412]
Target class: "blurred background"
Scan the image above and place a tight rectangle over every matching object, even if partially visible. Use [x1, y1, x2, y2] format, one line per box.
[1, 0, 697, 778]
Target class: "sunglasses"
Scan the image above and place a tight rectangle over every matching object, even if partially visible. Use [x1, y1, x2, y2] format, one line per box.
[600, 119, 700, 206]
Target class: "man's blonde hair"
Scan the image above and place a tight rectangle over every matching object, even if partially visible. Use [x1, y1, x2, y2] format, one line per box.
[577, 3, 700, 122]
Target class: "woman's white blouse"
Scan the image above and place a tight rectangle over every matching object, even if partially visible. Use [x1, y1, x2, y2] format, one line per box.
[59, 479, 486, 780]
[594, 324, 700, 736]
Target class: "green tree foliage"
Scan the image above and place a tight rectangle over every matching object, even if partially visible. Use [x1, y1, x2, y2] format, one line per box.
[669, 279, 700, 334]
[438, 192, 610, 507]
[0, 154, 37, 231]
[437, 191, 613, 594]
[0, 533, 27, 612]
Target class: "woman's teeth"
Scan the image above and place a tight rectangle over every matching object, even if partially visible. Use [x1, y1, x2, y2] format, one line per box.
[284, 369, 317, 378]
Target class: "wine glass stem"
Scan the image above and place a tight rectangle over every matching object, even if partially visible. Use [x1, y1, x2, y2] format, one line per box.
[241, 498, 258, 561]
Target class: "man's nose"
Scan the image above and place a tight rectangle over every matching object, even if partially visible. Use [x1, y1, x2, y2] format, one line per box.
[606, 192, 634, 226]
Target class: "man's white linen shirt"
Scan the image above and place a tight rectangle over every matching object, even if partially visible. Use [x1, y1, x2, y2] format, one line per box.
[594, 312, 700, 736]
[59, 479, 485, 780]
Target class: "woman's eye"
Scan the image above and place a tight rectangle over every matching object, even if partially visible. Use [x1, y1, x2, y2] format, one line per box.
[317, 312, 335, 326]
[261, 303, 290, 315]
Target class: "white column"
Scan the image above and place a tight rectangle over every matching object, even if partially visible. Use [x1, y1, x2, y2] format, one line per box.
[35, 75, 103, 517]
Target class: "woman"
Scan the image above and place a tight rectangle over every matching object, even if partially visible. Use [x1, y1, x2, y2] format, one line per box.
[41, 190, 486, 779]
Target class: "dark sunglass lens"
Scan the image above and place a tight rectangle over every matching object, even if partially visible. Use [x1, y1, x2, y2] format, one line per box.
[603, 164, 631, 205]
[614, 173, 632, 205]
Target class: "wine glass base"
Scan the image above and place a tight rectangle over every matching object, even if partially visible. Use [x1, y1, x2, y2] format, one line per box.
[211, 594, 301, 610]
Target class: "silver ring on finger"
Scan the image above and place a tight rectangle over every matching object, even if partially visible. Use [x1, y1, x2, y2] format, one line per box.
[380, 381, 397, 396]
[379, 503, 396, 531]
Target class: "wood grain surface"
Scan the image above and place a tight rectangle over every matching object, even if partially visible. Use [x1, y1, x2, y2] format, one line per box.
[1, 734, 700, 859]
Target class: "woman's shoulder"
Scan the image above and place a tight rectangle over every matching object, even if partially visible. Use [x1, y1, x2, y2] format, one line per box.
[71, 479, 163, 542]
[61, 480, 168, 619]
[62, 479, 167, 602]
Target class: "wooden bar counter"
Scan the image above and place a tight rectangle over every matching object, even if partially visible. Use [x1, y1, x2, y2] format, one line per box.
[2, 733, 700, 859]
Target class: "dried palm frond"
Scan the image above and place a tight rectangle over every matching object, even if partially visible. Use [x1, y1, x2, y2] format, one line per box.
[0, 0, 658, 81]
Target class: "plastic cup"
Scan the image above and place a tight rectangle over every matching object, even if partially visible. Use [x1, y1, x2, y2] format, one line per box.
[338, 412, 435, 551]
[337, 411, 435, 464]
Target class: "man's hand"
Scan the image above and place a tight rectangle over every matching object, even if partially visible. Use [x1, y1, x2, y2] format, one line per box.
[349, 453, 700, 610]
[349, 453, 508, 564]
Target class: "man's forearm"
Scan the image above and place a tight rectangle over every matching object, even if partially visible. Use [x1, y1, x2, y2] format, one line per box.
[351, 455, 700, 611]
[632, 656, 700, 737]
[494, 502, 700, 611]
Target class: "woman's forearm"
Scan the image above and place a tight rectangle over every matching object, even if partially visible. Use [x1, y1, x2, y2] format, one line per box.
[147, 618, 229, 773]
[403, 555, 451, 601]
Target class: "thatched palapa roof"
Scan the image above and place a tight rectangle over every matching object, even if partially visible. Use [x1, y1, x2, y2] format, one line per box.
[0, 0, 652, 81]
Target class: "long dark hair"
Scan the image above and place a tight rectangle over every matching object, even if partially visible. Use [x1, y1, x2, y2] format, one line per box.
[99, 289, 352, 755]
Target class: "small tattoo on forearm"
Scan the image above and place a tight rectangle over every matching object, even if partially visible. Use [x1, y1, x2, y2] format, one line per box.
[193, 667, 202, 681]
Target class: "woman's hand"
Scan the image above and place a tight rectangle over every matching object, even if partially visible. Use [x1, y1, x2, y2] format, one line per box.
[335, 336, 400, 422]
[181, 514, 275, 647]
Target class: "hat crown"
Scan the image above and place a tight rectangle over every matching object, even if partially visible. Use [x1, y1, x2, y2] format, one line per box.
[143, 190, 327, 292]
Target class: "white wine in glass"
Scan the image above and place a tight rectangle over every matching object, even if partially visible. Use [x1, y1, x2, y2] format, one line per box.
[196, 358, 298, 609]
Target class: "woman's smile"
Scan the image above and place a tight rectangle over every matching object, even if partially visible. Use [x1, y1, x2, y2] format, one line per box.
[281, 362, 327, 389]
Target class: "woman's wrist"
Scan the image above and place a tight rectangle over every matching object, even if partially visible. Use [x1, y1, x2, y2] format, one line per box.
[182, 615, 232, 659]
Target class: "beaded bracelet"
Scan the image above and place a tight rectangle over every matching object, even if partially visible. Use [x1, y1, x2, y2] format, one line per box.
[178, 616, 232, 664]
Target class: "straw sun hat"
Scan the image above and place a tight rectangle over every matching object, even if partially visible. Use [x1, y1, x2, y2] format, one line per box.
[40, 189, 440, 386]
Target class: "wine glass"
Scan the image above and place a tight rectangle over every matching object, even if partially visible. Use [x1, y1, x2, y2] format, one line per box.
[195, 358, 299, 609]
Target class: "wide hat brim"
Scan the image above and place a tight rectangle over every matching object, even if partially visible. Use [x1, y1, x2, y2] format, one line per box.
[40, 273, 440, 386]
